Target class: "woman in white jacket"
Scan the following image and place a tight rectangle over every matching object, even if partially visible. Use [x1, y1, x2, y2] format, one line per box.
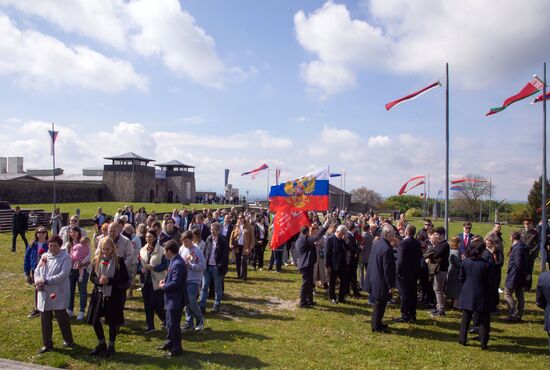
[34, 235, 74, 354]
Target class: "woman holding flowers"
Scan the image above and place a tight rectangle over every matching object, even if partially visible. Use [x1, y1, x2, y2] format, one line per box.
[87, 237, 129, 357]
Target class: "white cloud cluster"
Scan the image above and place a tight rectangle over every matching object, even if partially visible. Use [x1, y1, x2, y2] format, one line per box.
[295, 0, 550, 96]
[0, 0, 234, 90]
[0, 15, 147, 92]
[0, 118, 538, 199]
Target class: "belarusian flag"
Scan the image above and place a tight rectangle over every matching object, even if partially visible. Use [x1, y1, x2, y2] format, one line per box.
[486, 76, 545, 116]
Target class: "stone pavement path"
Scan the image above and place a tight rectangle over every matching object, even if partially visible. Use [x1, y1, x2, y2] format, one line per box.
[0, 359, 59, 370]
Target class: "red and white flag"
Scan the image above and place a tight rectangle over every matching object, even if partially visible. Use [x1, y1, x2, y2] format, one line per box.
[241, 163, 268, 178]
[398, 175, 426, 195]
[385, 81, 441, 111]
[533, 92, 550, 104]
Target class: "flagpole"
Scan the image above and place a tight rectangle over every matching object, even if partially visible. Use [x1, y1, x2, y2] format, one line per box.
[542, 62, 548, 271]
[52, 122, 57, 211]
[340, 169, 343, 211]
[445, 63, 450, 236]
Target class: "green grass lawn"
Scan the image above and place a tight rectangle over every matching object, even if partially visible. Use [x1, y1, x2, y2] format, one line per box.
[1, 222, 549, 369]
[13, 202, 228, 219]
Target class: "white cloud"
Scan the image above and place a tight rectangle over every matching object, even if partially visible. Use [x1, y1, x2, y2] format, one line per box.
[0, 14, 147, 92]
[295, 116, 310, 124]
[1, 119, 538, 200]
[295, 0, 550, 96]
[0, 0, 243, 89]
[368, 135, 391, 148]
[320, 125, 360, 145]
[127, 0, 227, 88]
[0, 0, 128, 49]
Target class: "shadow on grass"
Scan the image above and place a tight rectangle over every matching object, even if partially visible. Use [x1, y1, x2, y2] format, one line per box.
[61, 347, 269, 368]
[215, 303, 295, 321]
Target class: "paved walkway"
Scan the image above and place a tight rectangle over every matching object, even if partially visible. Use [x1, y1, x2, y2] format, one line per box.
[0, 359, 59, 370]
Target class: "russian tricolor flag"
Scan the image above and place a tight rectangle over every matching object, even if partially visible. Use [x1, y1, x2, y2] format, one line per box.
[269, 168, 329, 212]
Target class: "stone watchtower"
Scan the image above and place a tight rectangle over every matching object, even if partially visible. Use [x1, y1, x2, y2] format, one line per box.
[154, 160, 196, 203]
[102, 152, 156, 202]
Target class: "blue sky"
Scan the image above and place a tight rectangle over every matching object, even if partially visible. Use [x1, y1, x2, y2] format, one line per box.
[0, 0, 549, 201]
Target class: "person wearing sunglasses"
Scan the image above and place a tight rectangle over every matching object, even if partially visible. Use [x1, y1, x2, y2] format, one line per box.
[457, 222, 474, 259]
[59, 215, 87, 244]
[24, 227, 49, 318]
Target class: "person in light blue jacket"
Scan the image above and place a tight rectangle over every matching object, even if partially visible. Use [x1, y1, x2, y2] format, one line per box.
[179, 230, 206, 331]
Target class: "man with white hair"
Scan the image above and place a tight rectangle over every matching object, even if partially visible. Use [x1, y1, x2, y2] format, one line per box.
[325, 225, 349, 304]
[366, 224, 396, 333]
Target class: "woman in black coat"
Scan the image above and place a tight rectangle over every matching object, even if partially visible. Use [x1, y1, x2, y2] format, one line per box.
[458, 238, 494, 349]
[87, 237, 129, 357]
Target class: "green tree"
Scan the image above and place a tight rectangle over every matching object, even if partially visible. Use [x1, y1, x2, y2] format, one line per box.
[384, 195, 423, 212]
[527, 176, 550, 223]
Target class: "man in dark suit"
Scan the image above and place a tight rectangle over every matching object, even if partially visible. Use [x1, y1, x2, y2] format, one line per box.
[503, 231, 529, 322]
[457, 222, 474, 258]
[296, 218, 329, 308]
[193, 214, 211, 242]
[458, 238, 493, 349]
[366, 224, 396, 333]
[12, 206, 29, 252]
[159, 239, 188, 357]
[536, 270, 550, 355]
[394, 225, 422, 322]
[325, 225, 349, 304]
[521, 218, 539, 291]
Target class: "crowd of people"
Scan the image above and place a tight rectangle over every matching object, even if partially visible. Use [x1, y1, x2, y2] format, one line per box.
[12, 204, 550, 357]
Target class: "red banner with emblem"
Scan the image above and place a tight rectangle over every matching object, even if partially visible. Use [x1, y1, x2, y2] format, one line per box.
[270, 211, 310, 250]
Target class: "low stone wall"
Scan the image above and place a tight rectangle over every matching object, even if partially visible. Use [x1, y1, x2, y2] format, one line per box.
[0, 180, 108, 204]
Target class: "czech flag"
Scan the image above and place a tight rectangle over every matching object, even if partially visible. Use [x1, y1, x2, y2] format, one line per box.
[269, 168, 329, 212]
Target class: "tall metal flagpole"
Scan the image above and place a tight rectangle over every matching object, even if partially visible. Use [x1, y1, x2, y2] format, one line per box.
[445, 63, 450, 236]
[52, 122, 57, 210]
[541, 62, 548, 271]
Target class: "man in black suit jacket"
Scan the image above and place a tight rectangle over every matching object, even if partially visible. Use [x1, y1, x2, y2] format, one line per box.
[12, 206, 29, 252]
[457, 222, 474, 258]
[366, 224, 396, 333]
[394, 225, 422, 322]
[536, 270, 550, 355]
[503, 231, 529, 321]
[325, 225, 349, 304]
[297, 218, 329, 308]
[159, 240, 188, 357]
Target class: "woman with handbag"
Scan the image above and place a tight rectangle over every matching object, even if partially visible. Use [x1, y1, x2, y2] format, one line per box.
[87, 237, 129, 357]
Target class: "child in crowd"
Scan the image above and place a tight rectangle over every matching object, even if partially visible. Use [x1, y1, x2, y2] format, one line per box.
[71, 236, 91, 282]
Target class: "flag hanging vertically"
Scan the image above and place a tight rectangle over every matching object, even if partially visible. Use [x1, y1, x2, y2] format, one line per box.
[269, 168, 329, 212]
[48, 129, 59, 155]
[533, 92, 550, 104]
[385, 81, 441, 111]
[270, 211, 311, 250]
[241, 163, 268, 177]
[275, 168, 281, 185]
[486, 76, 545, 116]
[398, 175, 426, 195]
